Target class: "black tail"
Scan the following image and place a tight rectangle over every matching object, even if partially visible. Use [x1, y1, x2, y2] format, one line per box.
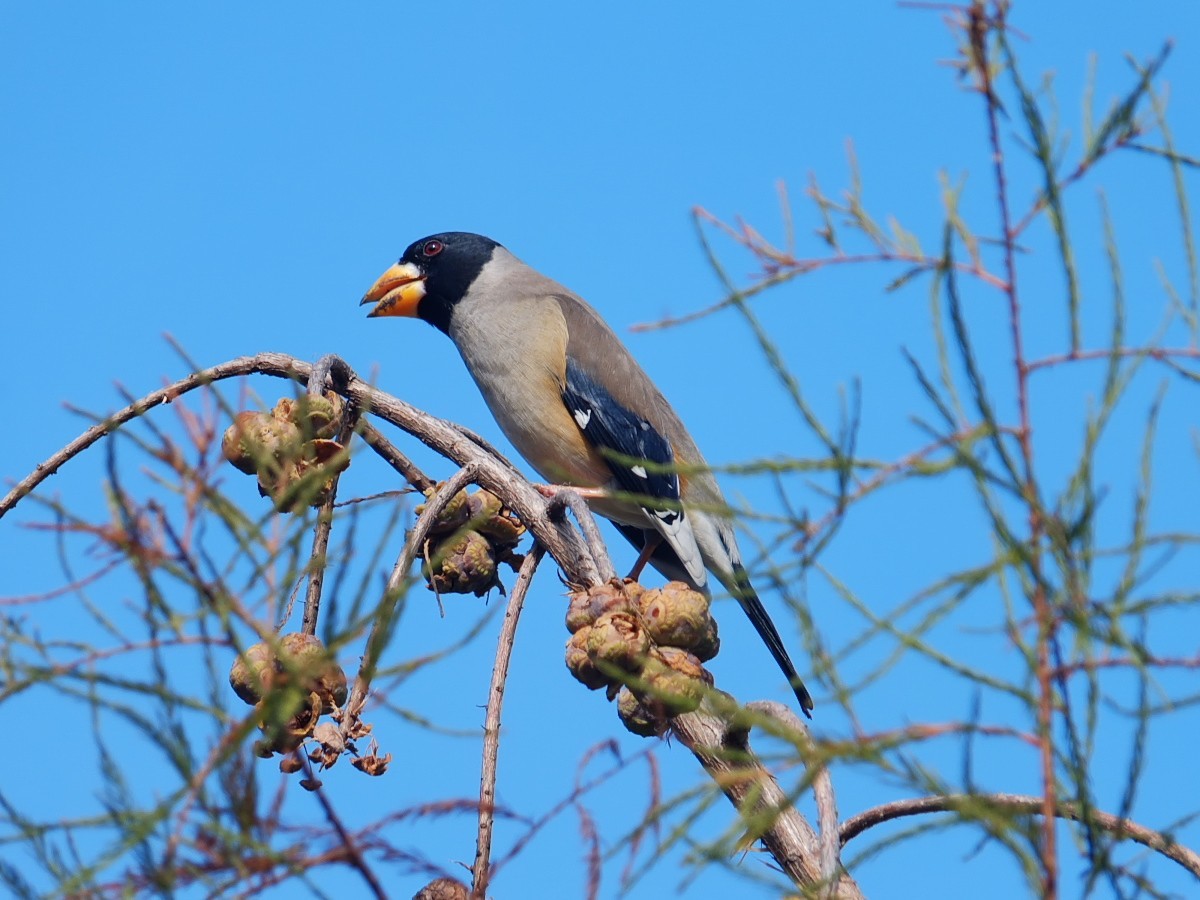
[730, 563, 813, 717]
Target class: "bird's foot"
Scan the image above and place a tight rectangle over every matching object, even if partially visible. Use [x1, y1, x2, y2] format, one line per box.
[626, 534, 663, 583]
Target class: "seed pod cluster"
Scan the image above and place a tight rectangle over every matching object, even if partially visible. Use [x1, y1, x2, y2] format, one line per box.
[221, 393, 349, 511]
[564, 579, 719, 737]
[417, 484, 526, 596]
[229, 633, 349, 757]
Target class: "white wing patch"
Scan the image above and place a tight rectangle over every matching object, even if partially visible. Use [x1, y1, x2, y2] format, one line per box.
[572, 407, 592, 429]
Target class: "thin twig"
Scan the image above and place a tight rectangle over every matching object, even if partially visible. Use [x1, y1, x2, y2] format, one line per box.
[304, 759, 388, 900]
[472, 543, 545, 899]
[340, 463, 481, 740]
[301, 403, 358, 637]
[973, 4, 1057, 894]
[358, 421, 436, 492]
[840, 793, 1200, 878]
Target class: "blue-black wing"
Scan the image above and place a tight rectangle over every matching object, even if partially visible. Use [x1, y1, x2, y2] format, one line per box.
[562, 356, 705, 583]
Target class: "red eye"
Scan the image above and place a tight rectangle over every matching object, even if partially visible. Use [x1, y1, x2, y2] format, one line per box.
[423, 239, 444, 257]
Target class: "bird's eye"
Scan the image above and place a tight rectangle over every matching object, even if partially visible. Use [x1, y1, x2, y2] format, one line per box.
[423, 239, 444, 257]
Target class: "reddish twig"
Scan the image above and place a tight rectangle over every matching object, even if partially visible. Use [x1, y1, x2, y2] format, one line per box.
[972, 4, 1058, 895]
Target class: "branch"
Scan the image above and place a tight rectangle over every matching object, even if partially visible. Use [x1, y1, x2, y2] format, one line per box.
[670, 706, 864, 899]
[840, 793, 1200, 879]
[2, 353, 603, 587]
[472, 543, 546, 898]
[6, 351, 849, 893]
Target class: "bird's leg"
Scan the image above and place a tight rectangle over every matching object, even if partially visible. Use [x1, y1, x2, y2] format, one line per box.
[535, 483, 609, 502]
[627, 534, 663, 582]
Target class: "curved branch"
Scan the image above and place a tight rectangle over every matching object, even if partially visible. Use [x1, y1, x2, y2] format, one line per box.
[2, 353, 602, 586]
[840, 793, 1200, 878]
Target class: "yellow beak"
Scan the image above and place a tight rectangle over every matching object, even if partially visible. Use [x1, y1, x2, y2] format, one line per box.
[360, 261, 427, 318]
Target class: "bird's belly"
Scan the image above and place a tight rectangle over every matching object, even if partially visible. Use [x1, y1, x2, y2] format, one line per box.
[471, 366, 614, 489]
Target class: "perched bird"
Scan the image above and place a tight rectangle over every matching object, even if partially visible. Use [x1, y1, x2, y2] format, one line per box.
[360, 232, 813, 716]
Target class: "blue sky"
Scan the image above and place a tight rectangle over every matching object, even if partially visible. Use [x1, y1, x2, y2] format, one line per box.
[3, 3, 1200, 898]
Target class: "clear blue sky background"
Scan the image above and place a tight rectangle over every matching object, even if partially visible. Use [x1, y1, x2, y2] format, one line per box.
[3, 4, 1199, 898]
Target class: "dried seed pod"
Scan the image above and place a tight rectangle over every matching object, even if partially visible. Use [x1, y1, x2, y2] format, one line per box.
[657, 646, 712, 679]
[309, 722, 346, 770]
[271, 397, 297, 423]
[466, 488, 502, 521]
[258, 689, 323, 754]
[415, 483, 472, 535]
[257, 439, 349, 512]
[222, 411, 270, 474]
[279, 754, 305, 774]
[565, 579, 641, 634]
[616, 686, 665, 738]
[638, 647, 712, 714]
[425, 530, 497, 596]
[638, 582, 713, 652]
[312, 722, 345, 755]
[350, 750, 392, 776]
[256, 457, 301, 509]
[691, 617, 721, 662]
[414, 878, 470, 900]
[279, 633, 348, 713]
[585, 611, 650, 675]
[476, 509, 525, 549]
[223, 412, 302, 476]
[290, 393, 343, 439]
[229, 640, 277, 705]
[298, 438, 350, 508]
[305, 437, 349, 469]
[230, 634, 347, 713]
[565, 628, 608, 690]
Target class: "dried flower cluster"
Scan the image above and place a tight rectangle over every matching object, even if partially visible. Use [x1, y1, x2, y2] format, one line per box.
[564, 579, 719, 736]
[221, 393, 349, 511]
[416, 484, 526, 596]
[229, 633, 348, 753]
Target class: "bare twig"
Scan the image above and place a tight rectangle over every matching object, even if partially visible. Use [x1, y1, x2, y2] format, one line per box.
[301, 400, 358, 637]
[341, 463, 482, 739]
[472, 543, 546, 898]
[358, 420, 435, 492]
[840, 793, 1200, 879]
[970, 4, 1057, 894]
[304, 758, 388, 900]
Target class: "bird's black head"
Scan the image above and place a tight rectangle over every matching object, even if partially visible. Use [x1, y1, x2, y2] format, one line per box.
[361, 231, 501, 334]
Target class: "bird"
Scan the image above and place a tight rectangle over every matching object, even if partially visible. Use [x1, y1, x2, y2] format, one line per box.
[360, 231, 813, 716]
